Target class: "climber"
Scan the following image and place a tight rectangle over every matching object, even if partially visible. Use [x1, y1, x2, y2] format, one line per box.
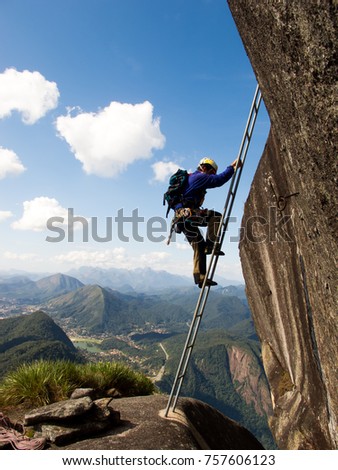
[173, 157, 241, 288]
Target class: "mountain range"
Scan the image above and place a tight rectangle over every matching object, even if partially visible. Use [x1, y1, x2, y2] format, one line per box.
[0, 266, 243, 293]
[44, 284, 251, 336]
[0, 271, 249, 335]
[67, 266, 192, 292]
[0, 269, 275, 447]
[0, 273, 84, 302]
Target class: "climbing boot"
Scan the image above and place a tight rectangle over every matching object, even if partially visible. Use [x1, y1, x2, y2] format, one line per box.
[198, 279, 218, 288]
[205, 245, 225, 256]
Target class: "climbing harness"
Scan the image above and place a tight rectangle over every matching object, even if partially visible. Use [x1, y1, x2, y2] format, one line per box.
[164, 85, 263, 417]
[167, 208, 209, 245]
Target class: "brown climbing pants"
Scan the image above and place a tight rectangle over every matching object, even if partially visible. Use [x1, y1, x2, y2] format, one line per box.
[176, 209, 222, 285]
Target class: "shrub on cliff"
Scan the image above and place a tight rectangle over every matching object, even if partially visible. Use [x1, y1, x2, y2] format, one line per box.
[0, 359, 156, 407]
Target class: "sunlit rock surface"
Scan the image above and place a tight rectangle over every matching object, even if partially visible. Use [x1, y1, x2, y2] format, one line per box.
[228, 0, 337, 449]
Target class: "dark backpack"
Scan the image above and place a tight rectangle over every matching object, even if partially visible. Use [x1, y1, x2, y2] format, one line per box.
[163, 169, 188, 217]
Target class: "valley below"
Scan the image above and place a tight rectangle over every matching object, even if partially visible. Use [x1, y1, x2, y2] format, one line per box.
[0, 269, 276, 448]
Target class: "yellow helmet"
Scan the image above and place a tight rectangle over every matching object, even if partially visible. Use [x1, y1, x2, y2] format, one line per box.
[198, 157, 218, 173]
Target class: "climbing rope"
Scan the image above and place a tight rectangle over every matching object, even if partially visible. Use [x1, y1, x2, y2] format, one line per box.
[0, 412, 46, 450]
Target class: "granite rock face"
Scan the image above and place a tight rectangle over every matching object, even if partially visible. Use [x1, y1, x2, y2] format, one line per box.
[227, 1, 337, 449]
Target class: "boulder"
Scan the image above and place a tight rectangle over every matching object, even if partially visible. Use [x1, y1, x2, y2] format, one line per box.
[23, 393, 121, 446]
[24, 396, 93, 425]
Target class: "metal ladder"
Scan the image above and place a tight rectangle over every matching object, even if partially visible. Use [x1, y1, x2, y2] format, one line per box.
[164, 85, 263, 417]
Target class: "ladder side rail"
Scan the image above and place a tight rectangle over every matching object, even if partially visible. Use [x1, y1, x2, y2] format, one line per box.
[165, 318, 202, 415]
[231, 86, 261, 179]
[170, 285, 212, 411]
[188, 287, 211, 345]
[164, 287, 211, 415]
[239, 85, 262, 159]
[220, 92, 262, 241]
[246, 91, 262, 140]
[234, 86, 262, 174]
[170, 319, 201, 410]
[198, 87, 262, 307]
[216, 87, 262, 248]
[165, 86, 262, 416]
[195, 88, 262, 291]
[164, 315, 200, 415]
[214, 86, 262, 248]
[204, 134, 255, 282]
[208, 193, 237, 277]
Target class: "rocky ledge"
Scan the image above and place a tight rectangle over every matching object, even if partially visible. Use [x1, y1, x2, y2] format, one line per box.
[1, 392, 264, 450]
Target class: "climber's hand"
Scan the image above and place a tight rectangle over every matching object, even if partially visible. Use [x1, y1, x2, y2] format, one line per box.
[231, 158, 243, 169]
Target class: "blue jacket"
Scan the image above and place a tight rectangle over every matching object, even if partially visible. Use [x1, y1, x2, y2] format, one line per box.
[175, 166, 234, 210]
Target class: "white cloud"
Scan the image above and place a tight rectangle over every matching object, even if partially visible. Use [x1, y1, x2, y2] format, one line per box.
[0, 147, 26, 179]
[0, 68, 59, 124]
[151, 160, 180, 183]
[139, 251, 171, 269]
[0, 210, 13, 222]
[55, 100, 166, 177]
[53, 248, 171, 271]
[53, 248, 127, 268]
[3, 251, 41, 261]
[11, 196, 69, 232]
[174, 242, 190, 251]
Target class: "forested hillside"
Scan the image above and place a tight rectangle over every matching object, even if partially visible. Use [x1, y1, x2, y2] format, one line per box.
[0, 311, 84, 378]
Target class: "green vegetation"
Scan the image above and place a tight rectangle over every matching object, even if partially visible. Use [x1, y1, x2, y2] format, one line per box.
[77, 361, 156, 396]
[0, 282, 275, 448]
[98, 336, 168, 378]
[73, 339, 102, 353]
[0, 311, 84, 379]
[157, 330, 277, 449]
[0, 359, 156, 407]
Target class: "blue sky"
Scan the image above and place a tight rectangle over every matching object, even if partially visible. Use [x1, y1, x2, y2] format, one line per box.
[0, 0, 270, 283]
